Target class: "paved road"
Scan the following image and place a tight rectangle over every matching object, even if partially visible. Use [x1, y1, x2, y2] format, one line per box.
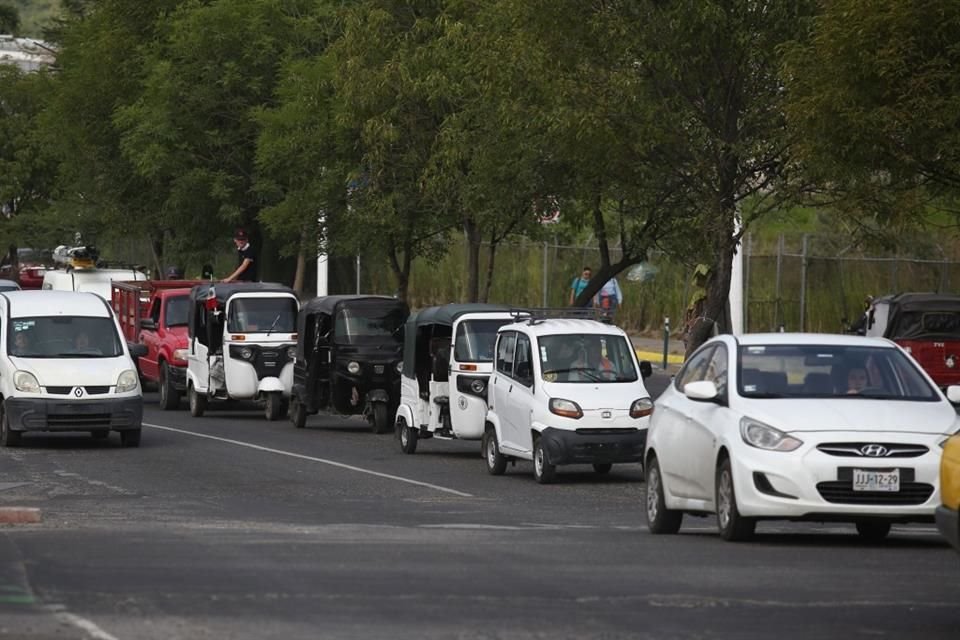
[1, 372, 957, 639]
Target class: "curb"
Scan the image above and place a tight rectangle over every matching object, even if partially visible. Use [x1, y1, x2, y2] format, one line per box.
[636, 349, 684, 365]
[0, 508, 41, 524]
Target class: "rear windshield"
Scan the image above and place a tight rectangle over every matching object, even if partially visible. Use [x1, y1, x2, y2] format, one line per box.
[454, 319, 511, 362]
[227, 298, 298, 334]
[891, 310, 960, 340]
[737, 344, 938, 401]
[9, 316, 123, 358]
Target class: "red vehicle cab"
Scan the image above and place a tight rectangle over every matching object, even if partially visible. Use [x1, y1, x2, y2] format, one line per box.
[112, 280, 204, 410]
[865, 292, 960, 388]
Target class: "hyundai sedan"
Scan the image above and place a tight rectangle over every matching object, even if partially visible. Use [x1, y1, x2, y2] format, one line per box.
[645, 333, 960, 542]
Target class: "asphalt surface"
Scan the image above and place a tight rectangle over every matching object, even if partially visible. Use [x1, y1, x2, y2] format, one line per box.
[1, 371, 958, 639]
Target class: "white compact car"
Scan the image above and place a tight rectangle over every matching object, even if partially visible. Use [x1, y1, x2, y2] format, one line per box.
[484, 316, 654, 483]
[645, 333, 960, 541]
[0, 290, 147, 447]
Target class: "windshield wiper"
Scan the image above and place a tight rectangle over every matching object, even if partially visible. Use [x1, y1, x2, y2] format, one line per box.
[544, 367, 602, 381]
[266, 314, 281, 336]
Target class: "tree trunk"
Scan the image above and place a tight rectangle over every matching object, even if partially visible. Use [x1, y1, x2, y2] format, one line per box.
[148, 234, 163, 279]
[292, 247, 306, 296]
[464, 217, 482, 302]
[388, 239, 411, 303]
[592, 185, 610, 270]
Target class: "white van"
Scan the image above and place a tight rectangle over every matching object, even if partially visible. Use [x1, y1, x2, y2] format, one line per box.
[0, 290, 147, 447]
[42, 266, 147, 301]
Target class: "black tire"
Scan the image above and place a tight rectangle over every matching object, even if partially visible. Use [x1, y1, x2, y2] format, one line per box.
[188, 384, 206, 418]
[158, 362, 181, 411]
[265, 392, 284, 421]
[399, 418, 418, 454]
[645, 457, 683, 534]
[855, 521, 891, 542]
[91, 430, 110, 440]
[533, 437, 557, 484]
[593, 463, 613, 475]
[371, 402, 390, 434]
[289, 395, 307, 429]
[483, 429, 507, 475]
[716, 457, 756, 541]
[120, 429, 141, 448]
[0, 408, 21, 448]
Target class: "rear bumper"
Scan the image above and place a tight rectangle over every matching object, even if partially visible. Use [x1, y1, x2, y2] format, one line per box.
[539, 426, 646, 466]
[4, 396, 143, 433]
[936, 505, 960, 553]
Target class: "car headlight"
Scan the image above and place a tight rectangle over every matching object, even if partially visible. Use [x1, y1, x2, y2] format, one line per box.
[630, 397, 654, 418]
[287, 346, 296, 360]
[13, 370, 40, 393]
[395, 361, 404, 374]
[116, 369, 139, 393]
[740, 417, 803, 452]
[347, 361, 361, 374]
[549, 398, 583, 419]
[173, 348, 189, 362]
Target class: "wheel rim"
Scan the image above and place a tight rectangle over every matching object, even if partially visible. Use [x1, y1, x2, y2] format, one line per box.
[400, 424, 409, 447]
[647, 465, 660, 522]
[160, 369, 167, 403]
[535, 445, 543, 476]
[717, 467, 733, 529]
[486, 435, 497, 467]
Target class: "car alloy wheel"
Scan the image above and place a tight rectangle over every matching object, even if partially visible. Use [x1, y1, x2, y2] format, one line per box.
[716, 457, 755, 542]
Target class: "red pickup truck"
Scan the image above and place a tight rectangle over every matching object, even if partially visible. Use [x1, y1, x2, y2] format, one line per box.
[112, 280, 204, 410]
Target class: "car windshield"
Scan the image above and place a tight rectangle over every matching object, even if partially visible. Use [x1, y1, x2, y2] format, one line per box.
[454, 319, 511, 363]
[165, 295, 190, 327]
[737, 344, 939, 400]
[333, 302, 406, 344]
[227, 297, 298, 334]
[9, 316, 123, 358]
[538, 333, 638, 383]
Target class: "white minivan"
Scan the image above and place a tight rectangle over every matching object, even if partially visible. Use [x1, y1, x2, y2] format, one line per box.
[0, 290, 147, 447]
[483, 316, 654, 483]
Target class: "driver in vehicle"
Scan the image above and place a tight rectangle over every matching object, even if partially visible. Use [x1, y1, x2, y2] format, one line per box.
[845, 366, 869, 395]
[13, 331, 32, 356]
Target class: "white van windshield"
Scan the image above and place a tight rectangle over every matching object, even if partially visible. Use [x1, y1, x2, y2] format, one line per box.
[9, 316, 123, 358]
[538, 334, 638, 382]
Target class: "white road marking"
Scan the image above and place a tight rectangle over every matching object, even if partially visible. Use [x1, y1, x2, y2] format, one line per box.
[50, 608, 120, 640]
[143, 423, 473, 498]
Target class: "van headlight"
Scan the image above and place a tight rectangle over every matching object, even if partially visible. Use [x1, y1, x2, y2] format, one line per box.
[630, 397, 654, 418]
[740, 417, 803, 452]
[116, 369, 139, 393]
[13, 371, 40, 393]
[347, 361, 361, 374]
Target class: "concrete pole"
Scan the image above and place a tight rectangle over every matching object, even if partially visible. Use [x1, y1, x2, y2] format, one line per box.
[317, 210, 328, 297]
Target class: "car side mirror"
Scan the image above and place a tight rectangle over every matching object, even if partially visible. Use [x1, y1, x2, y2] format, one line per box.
[140, 318, 156, 330]
[946, 385, 960, 404]
[639, 360, 653, 379]
[129, 343, 148, 359]
[684, 380, 719, 402]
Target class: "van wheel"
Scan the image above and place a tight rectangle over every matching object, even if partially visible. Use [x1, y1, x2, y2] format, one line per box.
[483, 429, 507, 475]
[0, 409, 21, 447]
[371, 402, 390, 434]
[289, 395, 307, 429]
[159, 363, 180, 411]
[716, 457, 755, 541]
[399, 418, 418, 454]
[593, 463, 613, 475]
[265, 392, 284, 421]
[120, 429, 141, 448]
[188, 384, 206, 417]
[533, 438, 557, 484]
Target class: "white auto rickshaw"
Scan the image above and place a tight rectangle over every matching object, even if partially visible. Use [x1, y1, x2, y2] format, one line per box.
[394, 304, 516, 454]
[186, 283, 299, 420]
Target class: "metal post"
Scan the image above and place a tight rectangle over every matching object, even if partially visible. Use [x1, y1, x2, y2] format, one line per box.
[542, 241, 548, 307]
[774, 234, 783, 330]
[662, 316, 670, 370]
[355, 254, 361, 294]
[799, 234, 808, 332]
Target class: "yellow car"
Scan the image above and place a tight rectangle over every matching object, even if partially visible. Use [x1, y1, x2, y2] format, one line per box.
[937, 434, 960, 553]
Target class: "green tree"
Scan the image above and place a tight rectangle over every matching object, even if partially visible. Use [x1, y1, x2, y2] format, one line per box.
[0, 4, 20, 33]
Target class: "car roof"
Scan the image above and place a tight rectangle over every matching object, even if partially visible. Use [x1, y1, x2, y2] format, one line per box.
[505, 318, 628, 338]
[0, 290, 111, 318]
[733, 332, 896, 348]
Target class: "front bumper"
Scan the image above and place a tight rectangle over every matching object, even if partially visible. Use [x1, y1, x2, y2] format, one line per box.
[4, 396, 143, 433]
[539, 426, 646, 466]
[936, 506, 960, 553]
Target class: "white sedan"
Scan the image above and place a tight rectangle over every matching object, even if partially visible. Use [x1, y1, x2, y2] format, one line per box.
[645, 333, 960, 541]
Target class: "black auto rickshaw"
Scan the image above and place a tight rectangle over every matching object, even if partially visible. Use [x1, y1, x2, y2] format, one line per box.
[289, 295, 409, 433]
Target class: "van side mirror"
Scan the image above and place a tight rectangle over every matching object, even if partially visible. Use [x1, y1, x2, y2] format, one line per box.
[639, 360, 653, 379]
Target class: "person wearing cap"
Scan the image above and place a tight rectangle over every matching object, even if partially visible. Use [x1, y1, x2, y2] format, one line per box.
[223, 229, 258, 283]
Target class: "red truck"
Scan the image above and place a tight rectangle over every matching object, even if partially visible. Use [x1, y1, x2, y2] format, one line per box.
[112, 280, 204, 410]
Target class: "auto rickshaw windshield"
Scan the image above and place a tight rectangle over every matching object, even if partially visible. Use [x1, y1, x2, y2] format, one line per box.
[454, 319, 511, 363]
[227, 297, 298, 334]
[334, 304, 405, 344]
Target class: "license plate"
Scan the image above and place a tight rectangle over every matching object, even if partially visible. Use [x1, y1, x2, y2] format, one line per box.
[852, 468, 900, 492]
[374, 365, 385, 374]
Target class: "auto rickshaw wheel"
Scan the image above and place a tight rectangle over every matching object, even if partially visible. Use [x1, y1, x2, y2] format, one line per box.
[188, 384, 206, 418]
[398, 417, 418, 454]
[265, 392, 285, 421]
[290, 395, 307, 429]
[371, 402, 390, 434]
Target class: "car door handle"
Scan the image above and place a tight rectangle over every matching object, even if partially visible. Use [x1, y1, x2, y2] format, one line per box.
[508, 385, 513, 393]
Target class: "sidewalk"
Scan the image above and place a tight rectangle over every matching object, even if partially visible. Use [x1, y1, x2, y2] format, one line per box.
[631, 334, 685, 373]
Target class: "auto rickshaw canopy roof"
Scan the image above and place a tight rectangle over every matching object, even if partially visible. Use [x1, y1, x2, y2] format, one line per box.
[295, 295, 409, 359]
[875, 292, 960, 339]
[188, 282, 295, 306]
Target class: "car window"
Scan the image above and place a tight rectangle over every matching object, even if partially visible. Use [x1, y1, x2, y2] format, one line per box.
[675, 345, 715, 391]
[150, 299, 162, 325]
[705, 344, 728, 394]
[496, 331, 517, 377]
[514, 334, 533, 387]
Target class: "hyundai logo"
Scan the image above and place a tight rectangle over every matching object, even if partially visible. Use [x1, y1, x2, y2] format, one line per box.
[860, 444, 888, 457]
